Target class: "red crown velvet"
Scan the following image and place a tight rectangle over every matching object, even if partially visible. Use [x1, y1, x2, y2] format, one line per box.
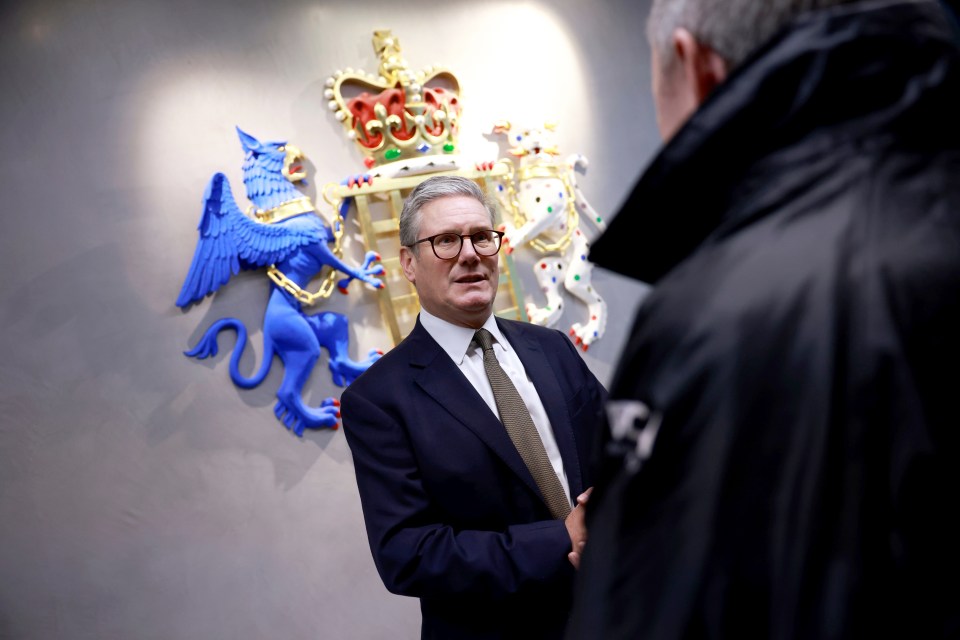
[325, 30, 461, 168]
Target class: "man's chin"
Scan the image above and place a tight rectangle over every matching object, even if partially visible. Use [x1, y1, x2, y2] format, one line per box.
[451, 293, 495, 313]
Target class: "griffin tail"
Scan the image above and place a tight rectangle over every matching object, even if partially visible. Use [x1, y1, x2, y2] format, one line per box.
[184, 318, 274, 389]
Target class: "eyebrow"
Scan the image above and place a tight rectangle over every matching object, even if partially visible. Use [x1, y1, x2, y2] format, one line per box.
[433, 226, 492, 235]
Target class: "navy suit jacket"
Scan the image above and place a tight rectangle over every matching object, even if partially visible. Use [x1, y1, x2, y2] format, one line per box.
[341, 316, 607, 639]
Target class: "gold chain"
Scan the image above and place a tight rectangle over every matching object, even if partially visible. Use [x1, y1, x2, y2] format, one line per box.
[267, 264, 339, 305]
[265, 189, 348, 306]
[249, 197, 314, 224]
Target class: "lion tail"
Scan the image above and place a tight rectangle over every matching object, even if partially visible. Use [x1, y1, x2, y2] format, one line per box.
[565, 153, 606, 232]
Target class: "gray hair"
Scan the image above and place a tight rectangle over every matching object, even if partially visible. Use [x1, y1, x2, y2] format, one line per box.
[647, 0, 864, 71]
[399, 175, 497, 251]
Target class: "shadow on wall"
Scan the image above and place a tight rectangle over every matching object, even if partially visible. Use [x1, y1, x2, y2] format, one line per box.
[0, 241, 344, 487]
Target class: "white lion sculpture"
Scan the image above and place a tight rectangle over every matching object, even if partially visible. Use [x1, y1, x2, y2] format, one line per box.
[491, 121, 607, 351]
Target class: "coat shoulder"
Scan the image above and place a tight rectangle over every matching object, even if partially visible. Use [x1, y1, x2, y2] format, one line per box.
[344, 326, 435, 399]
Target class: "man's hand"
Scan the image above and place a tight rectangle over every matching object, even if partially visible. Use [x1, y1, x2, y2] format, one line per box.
[565, 487, 593, 569]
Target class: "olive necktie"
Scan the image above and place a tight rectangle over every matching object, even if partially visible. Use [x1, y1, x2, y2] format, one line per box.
[473, 328, 571, 519]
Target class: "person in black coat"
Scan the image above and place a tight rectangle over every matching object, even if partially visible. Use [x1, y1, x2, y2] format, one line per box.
[568, 0, 960, 638]
[945, 0, 960, 23]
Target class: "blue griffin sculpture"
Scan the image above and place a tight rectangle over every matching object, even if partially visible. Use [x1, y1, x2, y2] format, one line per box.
[176, 127, 385, 436]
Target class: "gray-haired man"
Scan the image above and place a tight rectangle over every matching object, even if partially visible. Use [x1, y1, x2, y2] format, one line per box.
[570, 0, 960, 638]
[341, 175, 607, 639]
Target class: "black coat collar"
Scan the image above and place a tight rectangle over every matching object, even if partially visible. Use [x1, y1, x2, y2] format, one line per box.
[591, 0, 960, 285]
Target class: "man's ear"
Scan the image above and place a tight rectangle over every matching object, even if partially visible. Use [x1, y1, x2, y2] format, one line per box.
[399, 246, 417, 284]
[672, 28, 728, 104]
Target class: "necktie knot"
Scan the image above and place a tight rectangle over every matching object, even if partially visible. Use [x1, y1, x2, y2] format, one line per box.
[473, 328, 495, 353]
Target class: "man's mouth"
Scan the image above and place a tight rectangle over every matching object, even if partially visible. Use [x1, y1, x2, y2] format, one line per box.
[455, 274, 487, 284]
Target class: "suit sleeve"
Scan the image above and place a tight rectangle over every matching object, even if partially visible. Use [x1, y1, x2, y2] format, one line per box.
[340, 385, 575, 601]
[555, 327, 609, 489]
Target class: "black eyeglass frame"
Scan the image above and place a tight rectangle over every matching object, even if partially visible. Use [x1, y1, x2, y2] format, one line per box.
[406, 229, 505, 260]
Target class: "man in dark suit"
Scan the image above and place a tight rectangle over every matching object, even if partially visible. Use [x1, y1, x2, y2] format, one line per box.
[341, 175, 607, 639]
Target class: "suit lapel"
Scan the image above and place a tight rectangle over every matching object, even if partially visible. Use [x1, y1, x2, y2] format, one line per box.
[407, 320, 543, 499]
[498, 319, 585, 498]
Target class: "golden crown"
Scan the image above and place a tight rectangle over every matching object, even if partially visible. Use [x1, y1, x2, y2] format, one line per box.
[324, 30, 462, 169]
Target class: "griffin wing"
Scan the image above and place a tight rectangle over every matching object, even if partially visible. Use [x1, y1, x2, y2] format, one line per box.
[176, 173, 314, 307]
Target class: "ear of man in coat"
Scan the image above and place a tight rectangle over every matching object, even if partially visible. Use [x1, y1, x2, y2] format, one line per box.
[651, 27, 728, 141]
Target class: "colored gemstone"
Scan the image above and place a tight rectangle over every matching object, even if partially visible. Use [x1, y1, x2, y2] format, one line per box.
[385, 148, 401, 160]
[416, 142, 430, 153]
[596, 216, 603, 223]
[443, 143, 455, 153]
[547, 206, 553, 213]
[574, 274, 581, 281]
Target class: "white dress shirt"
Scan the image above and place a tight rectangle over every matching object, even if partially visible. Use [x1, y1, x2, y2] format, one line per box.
[419, 309, 573, 507]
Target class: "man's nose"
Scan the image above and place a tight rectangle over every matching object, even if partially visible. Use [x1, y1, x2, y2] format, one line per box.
[458, 237, 481, 263]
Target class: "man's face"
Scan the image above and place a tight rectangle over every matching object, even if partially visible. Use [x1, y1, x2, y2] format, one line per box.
[400, 195, 499, 329]
[651, 44, 698, 141]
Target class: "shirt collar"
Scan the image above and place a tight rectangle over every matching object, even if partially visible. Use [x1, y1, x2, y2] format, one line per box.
[419, 308, 508, 365]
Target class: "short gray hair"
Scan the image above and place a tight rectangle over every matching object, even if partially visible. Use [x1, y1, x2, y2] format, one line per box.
[647, 0, 863, 71]
[399, 175, 497, 251]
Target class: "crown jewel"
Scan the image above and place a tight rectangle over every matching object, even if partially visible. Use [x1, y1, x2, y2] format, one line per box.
[325, 30, 461, 169]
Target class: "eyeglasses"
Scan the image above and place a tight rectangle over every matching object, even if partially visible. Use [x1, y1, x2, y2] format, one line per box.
[407, 229, 505, 260]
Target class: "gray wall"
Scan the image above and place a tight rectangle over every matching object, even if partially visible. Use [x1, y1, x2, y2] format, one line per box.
[0, 1, 658, 638]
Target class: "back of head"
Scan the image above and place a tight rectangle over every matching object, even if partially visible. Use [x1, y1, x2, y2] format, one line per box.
[399, 175, 497, 248]
[647, 0, 872, 71]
